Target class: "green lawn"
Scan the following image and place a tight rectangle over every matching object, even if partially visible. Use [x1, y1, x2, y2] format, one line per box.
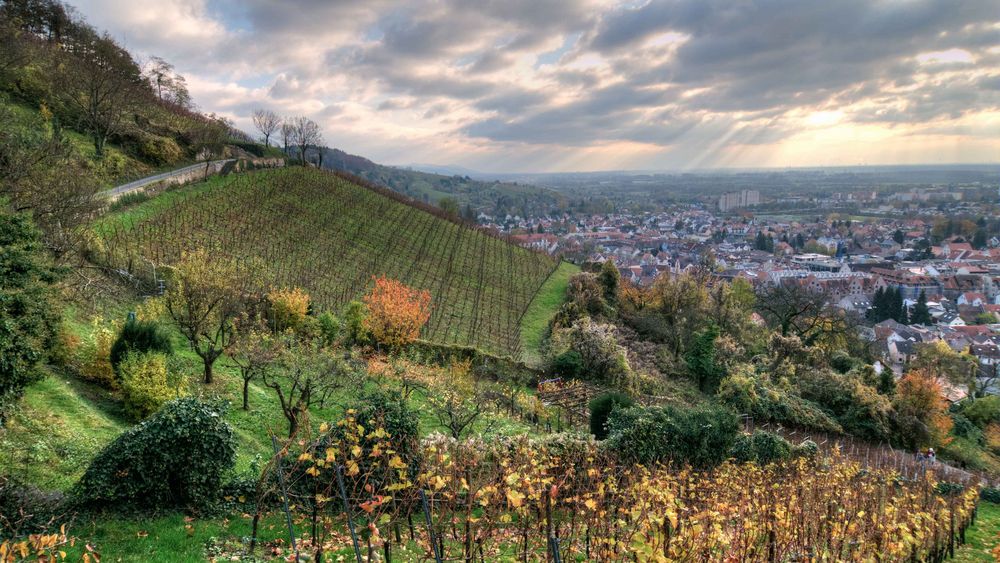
[953, 500, 1000, 562]
[519, 261, 578, 367]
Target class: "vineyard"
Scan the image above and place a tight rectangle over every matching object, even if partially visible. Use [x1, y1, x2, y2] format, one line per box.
[258, 425, 983, 562]
[90, 167, 562, 358]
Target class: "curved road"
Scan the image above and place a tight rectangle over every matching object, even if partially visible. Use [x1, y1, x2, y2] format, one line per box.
[106, 159, 234, 199]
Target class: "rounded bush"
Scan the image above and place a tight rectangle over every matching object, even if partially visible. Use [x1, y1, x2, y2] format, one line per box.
[730, 431, 793, 464]
[110, 319, 173, 373]
[588, 391, 634, 440]
[73, 398, 235, 511]
[606, 403, 740, 468]
[119, 351, 184, 420]
[552, 350, 583, 379]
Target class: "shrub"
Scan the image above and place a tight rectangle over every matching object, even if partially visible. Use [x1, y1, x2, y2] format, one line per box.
[108, 191, 150, 212]
[717, 369, 843, 434]
[606, 403, 740, 468]
[119, 351, 185, 420]
[109, 319, 173, 373]
[73, 398, 235, 511]
[362, 276, 432, 347]
[792, 439, 819, 458]
[0, 474, 65, 536]
[557, 318, 633, 390]
[588, 391, 635, 440]
[342, 300, 368, 345]
[552, 350, 583, 379]
[729, 431, 792, 465]
[76, 317, 118, 388]
[266, 288, 311, 333]
[317, 312, 340, 345]
[981, 487, 1000, 503]
[963, 396, 1000, 428]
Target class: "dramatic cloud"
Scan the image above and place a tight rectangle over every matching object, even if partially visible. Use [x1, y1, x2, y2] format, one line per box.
[74, 0, 1000, 171]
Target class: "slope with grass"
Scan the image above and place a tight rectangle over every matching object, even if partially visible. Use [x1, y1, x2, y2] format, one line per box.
[92, 167, 569, 359]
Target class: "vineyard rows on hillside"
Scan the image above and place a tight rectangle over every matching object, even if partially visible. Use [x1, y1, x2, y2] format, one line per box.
[91, 168, 560, 358]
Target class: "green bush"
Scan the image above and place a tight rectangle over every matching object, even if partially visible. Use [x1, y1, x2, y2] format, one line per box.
[552, 350, 583, 379]
[110, 319, 173, 373]
[606, 403, 740, 468]
[317, 312, 340, 345]
[717, 370, 843, 434]
[342, 300, 368, 345]
[118, 351, 184, 420]
[981, 487, 1000, 503]
[588, 391, 635, 440]
[792, 439, 819, 458]
[730, 431, 792, 465]
[73, 398, 235, 511]
[963, 396, 1000, 428]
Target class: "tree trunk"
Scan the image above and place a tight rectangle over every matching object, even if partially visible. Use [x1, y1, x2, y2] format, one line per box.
[242, 377, 250, 410]
[203, 356, 214, 384]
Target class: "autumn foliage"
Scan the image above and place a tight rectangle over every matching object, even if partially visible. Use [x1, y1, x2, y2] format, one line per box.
[266, 287, 311, 332]
[362, 276, 432, 347]
[894, 369, 954, 449]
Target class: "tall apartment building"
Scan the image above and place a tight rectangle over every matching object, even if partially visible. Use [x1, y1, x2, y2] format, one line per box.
[718, 190, 761, 212]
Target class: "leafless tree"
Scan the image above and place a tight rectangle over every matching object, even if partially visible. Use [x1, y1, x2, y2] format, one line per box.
[0, 105, 100, 258]
[289, 116, 323, 165]
[755, 282, 833, 346]
[251, 109, 281, 147]
[189, 114, 229, 178]
[261, 337, 357, 437]
[143, 56, 191, 107]
[280, 120, 293, 155]
[55, 30, 145, 158]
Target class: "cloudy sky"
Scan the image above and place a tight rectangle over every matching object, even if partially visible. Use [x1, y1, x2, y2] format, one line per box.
[75, 0, 1000, 172]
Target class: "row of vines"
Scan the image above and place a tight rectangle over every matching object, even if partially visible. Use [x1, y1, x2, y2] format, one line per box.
[262, 423, 981, 562]
[90, 168, 560, 358]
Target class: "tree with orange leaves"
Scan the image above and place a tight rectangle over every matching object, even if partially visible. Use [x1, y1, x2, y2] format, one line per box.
[893, 369, 954, 449]
[362, 276, 432, 348]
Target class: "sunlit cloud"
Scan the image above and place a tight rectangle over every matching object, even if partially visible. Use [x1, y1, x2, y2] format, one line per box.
[72, 0, 1000, 172]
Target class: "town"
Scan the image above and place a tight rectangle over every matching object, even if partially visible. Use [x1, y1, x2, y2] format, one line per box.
[501, 177, 1000, 396]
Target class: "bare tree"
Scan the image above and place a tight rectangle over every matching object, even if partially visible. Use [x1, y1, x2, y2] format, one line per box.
[143, 56, 191, 107]
[0, 105, 100, 258]
[189, 114, 229, 178]
[251, 109, 281, 148]
[261, 337, 356, 437]
[755, 282, 833, 346]
[280, 120, 293, 155]
[289, 116, 322, 165]
[55, 30, 145, 158]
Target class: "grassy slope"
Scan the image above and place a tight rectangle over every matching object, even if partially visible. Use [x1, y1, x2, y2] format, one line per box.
[94, 168, 563, 359]
[519, 261, 579, 367]
[953, 501, 1000, 562]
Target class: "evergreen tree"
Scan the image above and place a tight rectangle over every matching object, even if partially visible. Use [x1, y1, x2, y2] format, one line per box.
[0, 206, 60, 426]
[910, 290, 932, 325]
[891, 288, 905, 323]
[972, 229, 988, 250]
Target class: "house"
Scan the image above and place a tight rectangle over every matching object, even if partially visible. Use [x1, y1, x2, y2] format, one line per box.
[958, 292, 987, 307]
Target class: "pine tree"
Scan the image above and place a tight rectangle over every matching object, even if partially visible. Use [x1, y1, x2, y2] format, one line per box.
[910, 290, 932, 325]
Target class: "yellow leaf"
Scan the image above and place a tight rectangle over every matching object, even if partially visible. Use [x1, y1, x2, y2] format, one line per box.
[506, 490, 525, 508]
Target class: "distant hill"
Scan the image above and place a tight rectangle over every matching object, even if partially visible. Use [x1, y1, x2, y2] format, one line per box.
[320, 147, 567, 219]
[94, 167, 570, 358]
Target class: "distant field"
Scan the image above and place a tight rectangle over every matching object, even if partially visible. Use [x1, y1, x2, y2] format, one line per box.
[93, 167, 565, 358]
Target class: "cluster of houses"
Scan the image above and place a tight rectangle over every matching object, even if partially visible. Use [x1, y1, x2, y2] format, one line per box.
[501, 205, 1000, 398]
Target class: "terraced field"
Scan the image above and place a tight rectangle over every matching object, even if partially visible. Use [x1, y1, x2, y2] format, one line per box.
[93, 167, 564, 358]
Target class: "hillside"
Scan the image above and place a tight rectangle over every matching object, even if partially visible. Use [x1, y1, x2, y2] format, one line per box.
[321, 147, 567, 219]
[92, 167, 571, 358]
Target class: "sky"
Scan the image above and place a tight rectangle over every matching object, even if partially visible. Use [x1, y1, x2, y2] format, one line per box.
[73, 0, 1000, 173]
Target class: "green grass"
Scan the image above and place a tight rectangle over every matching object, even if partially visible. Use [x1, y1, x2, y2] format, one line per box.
[0, 374, 128, 491]
[953, 501, 1000, 562]
[94, 167, 564, 358]
[519, 261, 579, 367]
[62, 513, 288, 562]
